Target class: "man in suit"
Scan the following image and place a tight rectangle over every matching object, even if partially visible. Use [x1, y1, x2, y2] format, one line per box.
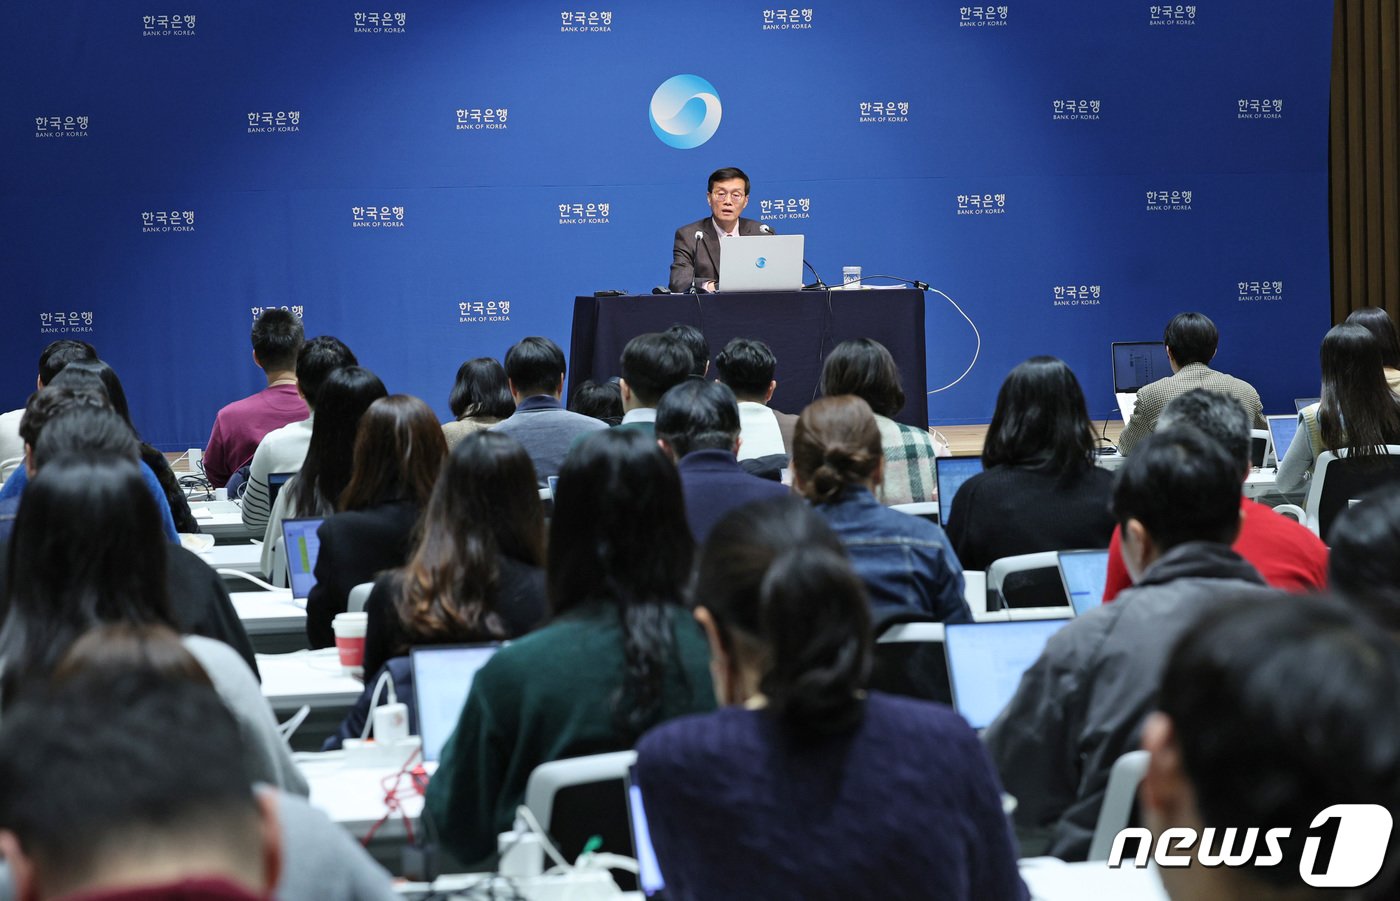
[656, 379, 789, 543]
[669, 167, 766, 293]
[492, 336, 607, 487]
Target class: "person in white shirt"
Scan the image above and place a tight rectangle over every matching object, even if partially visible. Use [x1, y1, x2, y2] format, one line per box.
[714, 337, 796, 461]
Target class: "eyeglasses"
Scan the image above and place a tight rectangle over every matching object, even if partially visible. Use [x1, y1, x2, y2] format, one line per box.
[710, 190, 746, 201]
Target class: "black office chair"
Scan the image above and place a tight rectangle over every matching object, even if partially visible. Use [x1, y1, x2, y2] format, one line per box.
[1310, 449, 1400, 542]
[524, 751, 637, 890]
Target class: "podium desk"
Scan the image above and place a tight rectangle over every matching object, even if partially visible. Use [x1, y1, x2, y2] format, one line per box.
[569, 290, 928, 427]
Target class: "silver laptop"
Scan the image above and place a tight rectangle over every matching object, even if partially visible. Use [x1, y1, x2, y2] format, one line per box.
[281, 516, 325, 600]
[1057, 549, 1110, 616]
[411, 643, 501, 763]
[1111, 341, 1173, 423]
[1267, 414, 1301, 467]
[716, 234, 804, 292]
[934, 456, 984, 527]
[945, 619, 1069, 730]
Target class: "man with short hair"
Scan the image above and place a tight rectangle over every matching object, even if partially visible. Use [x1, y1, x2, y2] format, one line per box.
[617, 333, 694, 438]
[203, 309, 308, 488]
[656, 380, 789, 543]
[985, 426, 1278, 861]
[1102, 389, 1328, 599]
[665, 323, 710, 377]
[1140, 596, 1400, 899]
[492, 336, 606, 487]
[1116, 312, 1264, 454]
[241, 336, 357, 530]
[714, 337, 797, 461]
[0, 339, 97, 466]
[669, 167, 767, 294]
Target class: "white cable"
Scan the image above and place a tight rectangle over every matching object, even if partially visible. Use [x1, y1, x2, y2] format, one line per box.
[514, 804, 572, 872]
[360, 669, 397, 741]
[278, 705, 311, 743]
[925, 286, 982, 395]
[214, 569, 281, 592]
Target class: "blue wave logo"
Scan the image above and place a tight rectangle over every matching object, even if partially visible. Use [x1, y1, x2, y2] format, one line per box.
[755, 257, 767, 269]
[649, 74, 722, 149]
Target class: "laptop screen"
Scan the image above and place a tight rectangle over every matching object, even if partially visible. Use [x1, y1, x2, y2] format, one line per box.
[1111, 342, 1173, 393]
[267, 471, 294, 510]
[1268, 415, 1300, 463]
[281, 517, 324, 600]
[935, 456, 984, 527]
[625, 766, 667, 897]
[945, 619, 1069, 730]
[1058, 550, 1110, 616]
[412, 644, 501, 763]
[1294, 397, 1320, 413]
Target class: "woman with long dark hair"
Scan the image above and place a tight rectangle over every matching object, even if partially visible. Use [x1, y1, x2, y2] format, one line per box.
[305, 394, 446, 647]
[426, 428, 714, 867]
[442, 357, 515, 449]
[634, 497, 1026, 900]
[1277, 323, 1400, 498]
[1346, 306, 1400, 391]
[945, 356, 1115, 570]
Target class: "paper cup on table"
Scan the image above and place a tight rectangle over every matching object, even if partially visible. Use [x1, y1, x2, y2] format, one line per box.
[333, 612, 368, 675]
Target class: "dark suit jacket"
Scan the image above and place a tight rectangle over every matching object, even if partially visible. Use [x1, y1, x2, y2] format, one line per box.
[677, 449, 791, 544]
[305, 499, 421, 648]
[669, 217, 766, 293]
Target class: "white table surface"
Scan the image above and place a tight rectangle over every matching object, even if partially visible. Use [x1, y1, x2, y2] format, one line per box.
[258, 648, 363, 710]
[1019, 856, 1168, 900]
[189, 499, 260, 540]
[196, 541, 263, 574]
[232, 588, 306, 635]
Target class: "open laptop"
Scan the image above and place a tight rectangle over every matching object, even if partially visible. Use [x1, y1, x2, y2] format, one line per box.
[280, 517, 324, 600]
[625, 765, 667, 898]
[1111, 341, 1173, 423]
[716, 234, 804, 292]
[934, 456, 984, 527]
[1267, 414, 1301, 467]
[266, 471, 295, 510]
[1294, 397, 1320, 413]
[945, 619, 1069, 730]
[1057, 549, 1110, 616]
[411, 643, 502, 763]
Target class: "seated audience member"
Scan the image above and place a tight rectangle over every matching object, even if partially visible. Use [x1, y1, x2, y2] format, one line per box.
[204, 307, 309, 488]
[242, 336, 357, 531]
[260, 366, 386, 580]
[1116, 312, 1265, 455]
[0, 339, 95, 465]
[792, 396, 970, 626]
[1103, 389, 1328, 600]
[442, 357, 515, 450]
[1, 386, 178, 543]
[655, 380, 788, 543]
[492, 336, 606, 486]
[617, 332, 694, 437]
[1327, 482, 1400, 635]
[636, 498, 1028, 901]
[665, 322, 710, 377]
[1347, 305, 1400, 392]
[0, 674, 281, 901]
[819, 338, 948, 505]
[713, 337, 796, 461]
[1140, 596, 1400, 900]
[426, 429, 715, 867]
[0, 455, 305, 793]
[306, 395, 445, 648]
[1276, 323, 1400, 500]
[945, 357, 1115, 571]
[569, 379, 624, 425]
[985, 427, 1278, 861]
[358, 431, 547, 686]
[0, 406, 257, 674]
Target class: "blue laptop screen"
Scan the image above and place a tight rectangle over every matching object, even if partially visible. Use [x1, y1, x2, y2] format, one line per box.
[1268, 416, 1300, 464]
[412, 645, 499, 763]
[936, 457, 984, 527]
[1059, 550, 1110, 616]
[281, 517, 323, 600]
[945, 619, 1069, 730]
[626, 774, 667, 897]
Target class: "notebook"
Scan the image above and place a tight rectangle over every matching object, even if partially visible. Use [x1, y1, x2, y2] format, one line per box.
[625, 765, 667, 898]
[411, 644, 502, 763]
[716, 234, 804, 292]
[945, 619, 1069, 730]
[1057, 549, 1110, 616]
[934, 456, 984, 527]
[280, 517, 324, 600]
[1267, 414, 1301, 466]
[1111, 341, 1173, 422]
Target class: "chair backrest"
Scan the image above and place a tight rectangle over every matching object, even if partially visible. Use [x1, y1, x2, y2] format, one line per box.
[0, 457, 21, 483]
[523, 750, 637, 867]
[890, 501, 940, 524]
[347, 581, 374, 614]
[986, 551, 1066, 610]
[1087, 750, 1151, 861]
[1304, 446, 1400, 541]
[871, 622, 949, 703]
[963, 570, 988, 619]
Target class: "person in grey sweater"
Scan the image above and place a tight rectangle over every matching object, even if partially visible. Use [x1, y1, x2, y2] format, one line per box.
[491, 336, 606, 487]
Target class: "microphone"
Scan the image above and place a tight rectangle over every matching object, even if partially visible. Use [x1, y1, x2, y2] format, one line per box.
[759, 223, 773, 235]
[761, 222, 826, 289]
[688, 230, 704, 294]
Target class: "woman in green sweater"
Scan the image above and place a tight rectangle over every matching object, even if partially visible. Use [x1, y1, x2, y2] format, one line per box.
[425, 428, 715, 866]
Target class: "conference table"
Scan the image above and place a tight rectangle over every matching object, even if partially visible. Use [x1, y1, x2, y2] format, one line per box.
[568, 289, 928, 427]
[188, 499, 260, 541]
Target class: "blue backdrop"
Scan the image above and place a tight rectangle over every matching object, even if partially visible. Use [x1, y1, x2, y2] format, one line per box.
[1, 2, 1333, 448]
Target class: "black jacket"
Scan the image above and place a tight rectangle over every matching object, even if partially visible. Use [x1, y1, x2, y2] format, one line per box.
[305, 499, 421, 649]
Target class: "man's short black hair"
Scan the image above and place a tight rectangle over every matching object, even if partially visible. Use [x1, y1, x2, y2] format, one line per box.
[714, 337, 777, 400]
[18, 386, 111, 450]
[296, 336, 358, 408]
[620, 333, 694, 408]
[1158, 389, 1252, 472]
[0, 673, 263, 893]
[665, 324, 709, 377]
[1329, 481, 1400, 634]
[1163, 312, 1218, 367]
[656, 379, 741, 458]
[37, 340, 97, 387]
[708, 167, 750, 194]
[504, 336, 567, 396]
[32, 406, 140, 471]
[251, 308, 304, 372]
[1111, 426, 1242, 550]
[1159, 595, 1400, 892]
[569, 379, 623, 425]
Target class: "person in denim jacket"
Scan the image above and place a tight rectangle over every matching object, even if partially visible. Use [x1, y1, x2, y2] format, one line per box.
[792, 395, 971, 626]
